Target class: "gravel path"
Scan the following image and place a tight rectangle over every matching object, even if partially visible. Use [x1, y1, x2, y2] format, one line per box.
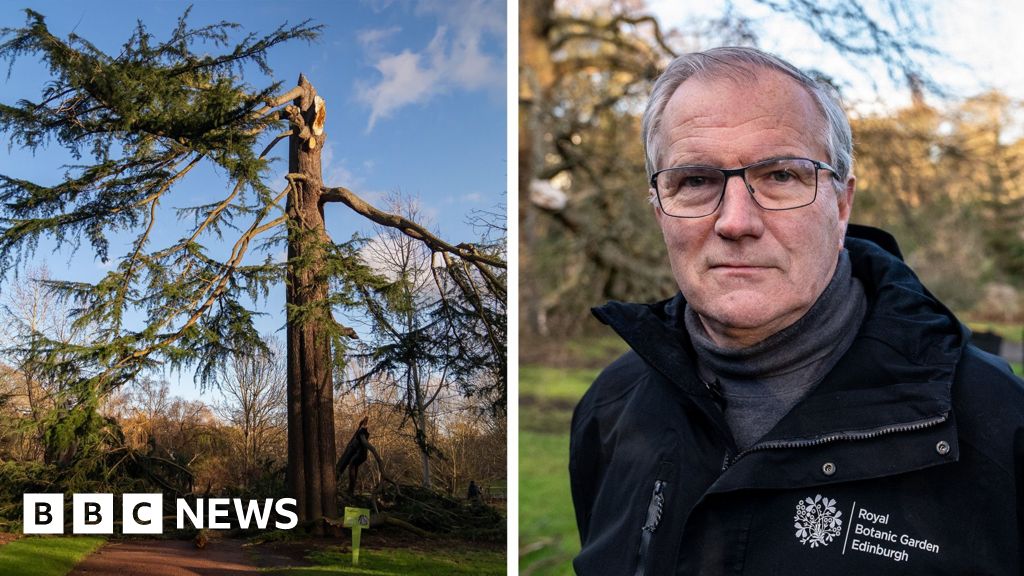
[67, 539, 262, 576]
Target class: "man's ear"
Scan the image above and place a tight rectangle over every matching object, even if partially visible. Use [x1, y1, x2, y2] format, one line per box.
[650, 187, 663, 219]
[836, 175, 856, 246]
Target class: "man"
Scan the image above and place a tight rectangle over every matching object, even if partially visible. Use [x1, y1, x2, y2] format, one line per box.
[569, 46, 1024, 575]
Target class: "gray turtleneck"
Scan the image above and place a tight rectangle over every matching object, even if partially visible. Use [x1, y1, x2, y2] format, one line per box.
[684, 250, 868, 451]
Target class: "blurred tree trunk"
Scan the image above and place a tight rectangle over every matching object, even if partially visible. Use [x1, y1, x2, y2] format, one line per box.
[520, 0, 557, 337]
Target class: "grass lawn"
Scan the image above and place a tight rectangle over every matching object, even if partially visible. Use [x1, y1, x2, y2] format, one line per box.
[519, 365, 599, 401]
[0, 536, 105, 576]
[563, 336, 629, 367]
[519, 365, 599, 435]
[266, 546, 504, 575]
[520, 364, 598, 576]
[519, 431, 578, 576]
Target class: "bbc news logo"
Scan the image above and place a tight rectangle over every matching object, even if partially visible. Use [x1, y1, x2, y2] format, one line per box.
[23, 494, 298, 534]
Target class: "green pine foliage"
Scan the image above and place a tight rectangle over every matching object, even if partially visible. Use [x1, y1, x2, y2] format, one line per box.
[0, 9, 319, 388]
[351, 221, 506, 418]
[0, 9, 324, 467]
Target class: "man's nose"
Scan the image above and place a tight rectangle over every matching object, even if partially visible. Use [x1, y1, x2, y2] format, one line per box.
[714, 175, 765, 239]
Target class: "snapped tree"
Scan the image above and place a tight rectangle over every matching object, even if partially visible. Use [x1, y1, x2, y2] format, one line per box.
[0, 9, 505, 523]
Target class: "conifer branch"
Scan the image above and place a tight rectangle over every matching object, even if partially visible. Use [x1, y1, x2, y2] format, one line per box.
[186, 180, 246, 248]
[121, 154, 204, 259]
[319, 185, 506, 269]
[447, 253, 501, 359]
[161, 134, 282, 262]
[470, 259, 507, 301]
[252, 214, 286, 236]
[114, 182, 288, 372]
[251, 85, 305, 119]
[149, 182, 291, 341]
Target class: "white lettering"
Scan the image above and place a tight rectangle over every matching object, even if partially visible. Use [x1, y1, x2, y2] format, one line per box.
[854, 523, 898, 542]
[275, 499, 298, 529]
[176, 499, 203, 529]
[233, 499, 273, 529]
[208, 498, 231, 529]
[26, 494, 297, 534]
[900, 534, 940, 554]
[857, 508, 889, 525]
[851, 538, 909, 562]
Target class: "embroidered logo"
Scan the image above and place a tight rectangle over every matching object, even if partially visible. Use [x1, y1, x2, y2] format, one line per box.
[794, 494, 843, 548]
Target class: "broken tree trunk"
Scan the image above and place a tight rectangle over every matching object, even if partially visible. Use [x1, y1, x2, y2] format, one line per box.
[285, 74, 339, 524]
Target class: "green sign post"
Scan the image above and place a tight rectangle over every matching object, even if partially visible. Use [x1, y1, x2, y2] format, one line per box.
[343, 507, 371, 565]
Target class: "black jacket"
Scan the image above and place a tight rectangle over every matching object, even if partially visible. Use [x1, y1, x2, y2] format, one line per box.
[570, 227, 1024, 575]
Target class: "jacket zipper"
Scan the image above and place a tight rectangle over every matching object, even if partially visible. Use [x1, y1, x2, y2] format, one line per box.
[721, 414, 948, 471]
[634, 479, 665, 576]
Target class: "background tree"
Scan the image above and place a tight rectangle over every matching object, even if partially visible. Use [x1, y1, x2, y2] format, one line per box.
[214, 335, 287, 492]
[334, 352, 507, 502]
[433, 406, 507, 500]
[0, 8, 505, 523]
[853, 90, 1024, 315]
[0, 265, 87, 461]
[353, 195, 444, 488]
[118, 377, 221, 495]
[519, 0, 954, 345]
[350, 194, 504, 489]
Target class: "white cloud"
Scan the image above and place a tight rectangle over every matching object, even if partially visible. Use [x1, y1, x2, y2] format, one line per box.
[320, 143, 391, 208]
[359, 49, 440, 131]
[357, 0, 504, 131]
[321, 143, 361, 188]
[359, 189, 388, 208]
[363, 0, 398, 14]
[358, 233, 438, 296]
[421, 204, 440, 225]
[416, 0, 505, 37]
[444, 191, 485, 205]
[357, 26, 401, 50]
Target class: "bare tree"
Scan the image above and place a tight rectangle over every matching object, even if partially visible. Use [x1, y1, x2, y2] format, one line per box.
[0, 265, 90, 460]
[215, 336, 287, 490]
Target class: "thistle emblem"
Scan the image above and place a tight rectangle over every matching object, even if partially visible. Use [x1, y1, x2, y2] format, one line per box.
[793, 494, 843, 548]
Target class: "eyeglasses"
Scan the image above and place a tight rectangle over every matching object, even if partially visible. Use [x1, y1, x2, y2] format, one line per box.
[650, 157, 839, 218]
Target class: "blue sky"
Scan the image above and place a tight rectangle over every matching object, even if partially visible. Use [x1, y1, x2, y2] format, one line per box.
[0, 0, 507, 399]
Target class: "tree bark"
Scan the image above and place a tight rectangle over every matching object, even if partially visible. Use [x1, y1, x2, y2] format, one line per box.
[519, 0, 557, 336]
[415, 381, 431, 488]
[286, 74, 339, 524]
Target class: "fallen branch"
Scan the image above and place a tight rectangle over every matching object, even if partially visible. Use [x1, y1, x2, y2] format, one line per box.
[319, 184, 505, 269]
[373, 513, 434, 538]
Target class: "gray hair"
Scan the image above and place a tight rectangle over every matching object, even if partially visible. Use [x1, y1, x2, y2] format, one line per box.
[642, 47, 853, 189]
